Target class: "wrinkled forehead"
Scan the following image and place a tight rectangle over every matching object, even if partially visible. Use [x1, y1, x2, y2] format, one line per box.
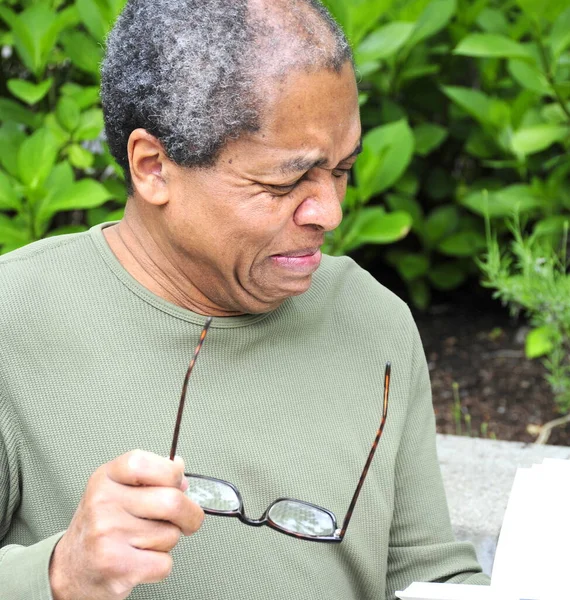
[218, 62, 361, 173]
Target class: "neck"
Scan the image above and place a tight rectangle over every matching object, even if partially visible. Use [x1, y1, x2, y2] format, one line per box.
[103, 210, 245, 317]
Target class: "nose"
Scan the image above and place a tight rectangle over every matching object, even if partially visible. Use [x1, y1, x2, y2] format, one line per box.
[293, 174, 343, 232]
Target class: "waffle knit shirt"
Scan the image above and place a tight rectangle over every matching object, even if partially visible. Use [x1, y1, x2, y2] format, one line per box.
[0, 224, 488, 599]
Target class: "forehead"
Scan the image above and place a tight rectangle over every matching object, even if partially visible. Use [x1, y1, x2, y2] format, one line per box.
[226, 62, 361, 171]
[262, 63, 358, 135]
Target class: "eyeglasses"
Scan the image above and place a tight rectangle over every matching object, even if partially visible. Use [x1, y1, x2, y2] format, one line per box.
[170, 317, 391, 543]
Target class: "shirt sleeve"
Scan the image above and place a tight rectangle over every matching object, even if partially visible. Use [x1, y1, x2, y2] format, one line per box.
[385, 315, 490, 598]
[0, 391, 63, 600]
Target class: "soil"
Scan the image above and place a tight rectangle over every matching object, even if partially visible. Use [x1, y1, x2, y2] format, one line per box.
[411, 285, 570, 447]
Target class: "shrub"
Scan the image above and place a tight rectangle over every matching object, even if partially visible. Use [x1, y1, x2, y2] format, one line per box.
[0, 0, 127, 253]
[1, 0, 569, 313]
[480, 216, 570, 418]
[322, 0, 570, 308]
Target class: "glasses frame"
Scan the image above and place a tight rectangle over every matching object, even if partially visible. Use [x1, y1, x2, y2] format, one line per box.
[170, 318, 391, 543]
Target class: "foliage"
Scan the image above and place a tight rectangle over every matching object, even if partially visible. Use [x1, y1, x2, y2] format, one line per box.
[1, 0, 570, 313]
[480, 216, 570, 413]
[321, 0, 570, 309]
[0, 0, 126, 254]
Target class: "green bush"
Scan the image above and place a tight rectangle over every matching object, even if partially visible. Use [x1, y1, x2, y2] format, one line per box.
[0, 0, 126, 253]
[480, 216, 570, 420]
[1, 0, 569, 312]
[322, 0, 570, 308]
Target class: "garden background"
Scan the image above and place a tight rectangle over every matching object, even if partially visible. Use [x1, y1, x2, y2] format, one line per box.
[0, 0, 569, 443]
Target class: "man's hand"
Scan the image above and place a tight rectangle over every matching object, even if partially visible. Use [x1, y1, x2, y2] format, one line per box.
[49, 450, 204, 600]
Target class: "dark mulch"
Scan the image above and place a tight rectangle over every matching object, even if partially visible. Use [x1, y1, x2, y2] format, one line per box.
[411, 286, 570, 447]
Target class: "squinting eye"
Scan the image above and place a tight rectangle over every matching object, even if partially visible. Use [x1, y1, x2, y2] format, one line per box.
[332, 168, 352, 179]
[264, 183, 298, 196]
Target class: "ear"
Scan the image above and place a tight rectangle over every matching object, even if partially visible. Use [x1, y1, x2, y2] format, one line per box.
[127, 129, 171, 206]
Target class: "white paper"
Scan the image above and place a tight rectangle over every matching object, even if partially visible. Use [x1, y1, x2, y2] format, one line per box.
[397, 458, 570, 600]
[395, 582, 496, 600]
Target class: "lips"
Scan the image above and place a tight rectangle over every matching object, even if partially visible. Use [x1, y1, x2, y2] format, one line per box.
[271, 248, 322, 272]
[273, 247, 320, 258]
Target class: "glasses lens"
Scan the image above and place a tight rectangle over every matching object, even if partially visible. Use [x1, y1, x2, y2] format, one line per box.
[268, 500, 335, 537]
[185, 476, 240, 512]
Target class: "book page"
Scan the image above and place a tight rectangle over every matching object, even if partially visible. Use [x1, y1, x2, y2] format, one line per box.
[397, 458, 570, 600]
[395, 582, 496, 600]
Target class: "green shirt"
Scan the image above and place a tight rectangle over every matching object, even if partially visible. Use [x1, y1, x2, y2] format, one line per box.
[0, 224, 488, 599]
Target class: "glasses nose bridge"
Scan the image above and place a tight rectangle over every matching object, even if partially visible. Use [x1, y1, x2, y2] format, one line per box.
[236, 512, 267, 527]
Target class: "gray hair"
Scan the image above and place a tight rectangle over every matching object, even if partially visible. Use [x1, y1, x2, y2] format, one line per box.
[101, 0, 352, 185]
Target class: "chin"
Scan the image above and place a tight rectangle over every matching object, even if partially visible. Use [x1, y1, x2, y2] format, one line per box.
[239, 279, 313, 314]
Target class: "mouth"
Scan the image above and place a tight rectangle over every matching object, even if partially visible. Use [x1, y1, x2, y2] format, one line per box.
[271, 248, 322, 272]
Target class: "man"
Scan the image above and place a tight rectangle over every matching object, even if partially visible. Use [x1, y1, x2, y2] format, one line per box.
[0, 0, 489, 598]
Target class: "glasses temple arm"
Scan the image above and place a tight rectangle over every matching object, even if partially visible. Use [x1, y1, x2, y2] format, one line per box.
[169, 317, 213, 461]
[338, 362, 391, 538]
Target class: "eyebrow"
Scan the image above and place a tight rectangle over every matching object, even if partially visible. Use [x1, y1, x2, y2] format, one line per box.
[278, 139, 363, 175]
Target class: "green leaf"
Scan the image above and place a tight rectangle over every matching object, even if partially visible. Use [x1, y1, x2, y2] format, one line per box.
[17, 128, 60, 190]
[76, 0, 111, 42]
[355, 119, 415, 201]
[344, 207, 412, 251]
[525, 326, 555, 359]
[0, 4, 60, 77]
[0, 122, 26, 177]
[37, 178, 112, 225]
[413, 123, 448, 156]
[61, 84, 101, 110]
[395, 253, 430, 281]
[542, 102, 570, 124]
[0, 98, 43, 129]
[516, 0, 567, 23]
[442, 85, 509, 128]
[406, 0, 457, 47]
[385, 193, 423, 232]
[437, 230, 486, 256]
[508, 59, 552, 96]
[533, 215, 570, 239]
[400, 63, 440, 82]
[408, 278, 430, 311]
[7, 78, 53, 106]
[0, 213, 29, 246]
[424, 205, 459, 246]
[549, 6, 570, 59]
[44, 113, 72, 147]
[454, 33, 532, 59]
[356, 22, 415, 62]
[460, 185, 542, 217]
[108, 0, 128, 18]
[510, 124, 569, 157]
[61, 30, 103, 76]
[56, 97, 81, 132]
[0, 6, 35, 75]
[465, 129, 499, 159]
[68, 144, 94, 169]
[393, 171, 419, 196]
[323, 0, 396, 46]
[475, 8, 510, 35]
[0, 170, 21, 211]
[73, 109, 104, 141]
[428, 263, 467, 290]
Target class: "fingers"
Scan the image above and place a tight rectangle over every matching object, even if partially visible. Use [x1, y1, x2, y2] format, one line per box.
[106, 450, 186, 489]
[49, 450, 204, 600]
[125, 515, 182, 552]
[123, 485, 204, 536]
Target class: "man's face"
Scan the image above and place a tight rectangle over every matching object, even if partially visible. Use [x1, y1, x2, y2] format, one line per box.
[161, 61, 361, 314]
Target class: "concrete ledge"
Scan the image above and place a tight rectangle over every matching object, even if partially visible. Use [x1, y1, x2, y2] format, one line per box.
[436, 434, 570, 576]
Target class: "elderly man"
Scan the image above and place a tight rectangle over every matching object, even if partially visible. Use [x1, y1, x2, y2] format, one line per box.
[0, 0, 489, 598]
